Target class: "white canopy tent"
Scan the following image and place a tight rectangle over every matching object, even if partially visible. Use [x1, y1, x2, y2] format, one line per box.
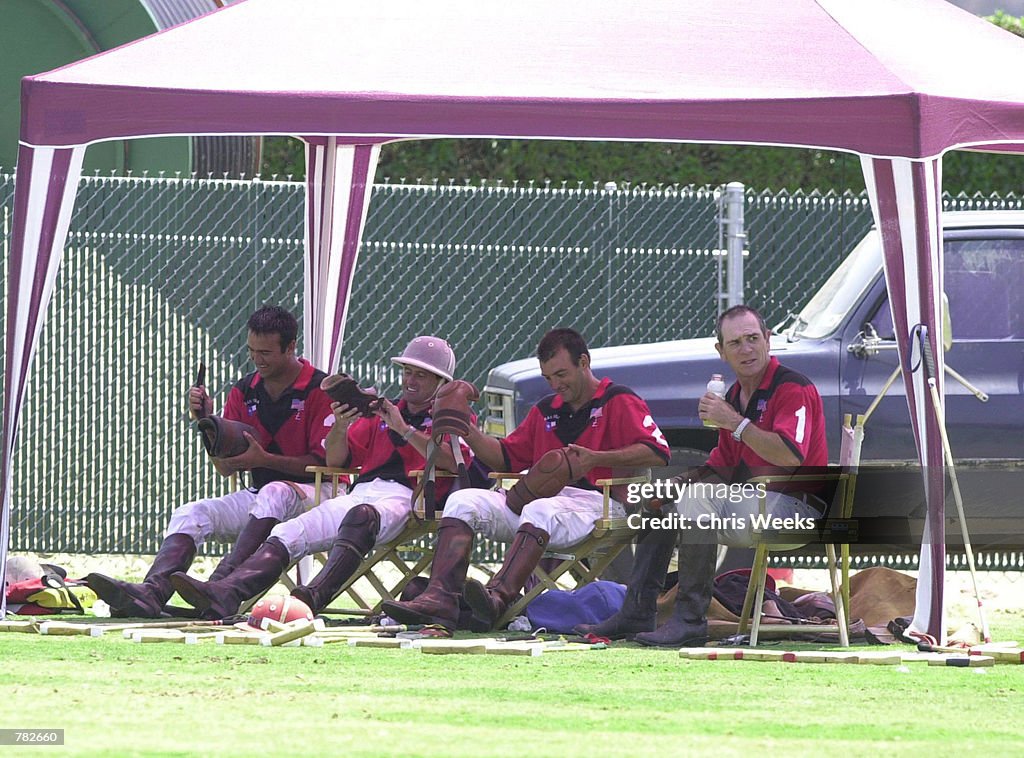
[6, 0, 1024, 636]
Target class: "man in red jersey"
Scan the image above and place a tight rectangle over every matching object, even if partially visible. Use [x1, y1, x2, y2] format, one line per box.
[577, 305, 828, 647]
[87, 306, 334, 617]
[383, 328, 672, 632]
[170, 336, 472, 619]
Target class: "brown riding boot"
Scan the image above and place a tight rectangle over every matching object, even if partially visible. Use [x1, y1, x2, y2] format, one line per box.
[463, 523, 549, 630]
[380, 518, 474, 631]
[86, 533, 197, 618]
[208, 516, 280, 582]
[170, 539, 290, 620]
[291, 504, 380, 613]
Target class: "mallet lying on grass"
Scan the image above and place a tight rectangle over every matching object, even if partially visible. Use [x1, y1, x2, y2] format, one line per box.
[917, 641, 1024, 663]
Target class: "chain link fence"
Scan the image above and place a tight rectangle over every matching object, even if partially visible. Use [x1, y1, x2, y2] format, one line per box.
[1, 172, 1021, 558]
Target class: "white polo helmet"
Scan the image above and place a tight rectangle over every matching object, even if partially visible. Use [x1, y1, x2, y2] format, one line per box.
[5, 555, 44, 588]
[391, 335, 455, 382]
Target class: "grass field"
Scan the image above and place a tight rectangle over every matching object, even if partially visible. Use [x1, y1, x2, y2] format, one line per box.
[1, 612, 1022, 758]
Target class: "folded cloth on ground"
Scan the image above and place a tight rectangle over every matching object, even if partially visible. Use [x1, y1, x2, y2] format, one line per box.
[526, 581, 627, 634]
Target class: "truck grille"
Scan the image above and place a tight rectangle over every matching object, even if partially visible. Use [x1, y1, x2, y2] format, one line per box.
[482, 389, 515, 438]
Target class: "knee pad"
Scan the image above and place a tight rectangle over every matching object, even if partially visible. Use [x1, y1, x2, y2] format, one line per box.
[340, 503, 381, 533]
[335, 504, 381, 553]
[506, 448, 579, 515]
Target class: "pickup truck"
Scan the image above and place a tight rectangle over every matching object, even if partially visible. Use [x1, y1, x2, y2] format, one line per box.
[481, 210, 1024, 547]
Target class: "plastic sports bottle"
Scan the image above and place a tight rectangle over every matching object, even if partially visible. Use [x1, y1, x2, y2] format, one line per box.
[703, 373, 726, 428]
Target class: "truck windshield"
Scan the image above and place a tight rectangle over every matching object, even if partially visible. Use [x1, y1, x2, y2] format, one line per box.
[790, 230, 882, 339]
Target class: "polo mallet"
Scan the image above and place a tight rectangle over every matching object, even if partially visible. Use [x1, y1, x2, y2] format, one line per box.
[419, 440, 440, 519]
[918, 325, 991, 643]
[192, 362, 207, 419]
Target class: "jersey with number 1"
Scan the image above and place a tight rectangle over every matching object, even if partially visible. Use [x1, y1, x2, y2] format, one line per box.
[707, 356, 827, 487]
[499, 377, 671, 490]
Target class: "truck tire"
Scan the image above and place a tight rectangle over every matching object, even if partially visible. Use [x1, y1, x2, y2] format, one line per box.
[651, 446, 709, 483]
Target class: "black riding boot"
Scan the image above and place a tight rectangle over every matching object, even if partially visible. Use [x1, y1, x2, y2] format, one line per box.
[291, 505, 380, 613]
[634, 541, 717, 648]
[87, 533, 197, 618]
[574, 523, 675, 639]
[170, 539, 290, 620]
[208, 516, 280, 582]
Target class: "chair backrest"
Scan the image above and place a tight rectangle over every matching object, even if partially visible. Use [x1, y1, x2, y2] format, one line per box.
[838, 413, 864, 469]
[835, 413, 865, 519]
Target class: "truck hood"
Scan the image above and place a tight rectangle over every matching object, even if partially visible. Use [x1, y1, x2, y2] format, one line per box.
[485, 335, 832, 430]
[486, 337, 719, 389]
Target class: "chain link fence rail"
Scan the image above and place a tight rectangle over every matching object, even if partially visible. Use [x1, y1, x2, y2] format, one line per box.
[1, 172, 1020, 560]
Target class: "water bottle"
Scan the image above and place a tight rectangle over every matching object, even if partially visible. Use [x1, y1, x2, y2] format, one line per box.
[703, 373, 726, 428]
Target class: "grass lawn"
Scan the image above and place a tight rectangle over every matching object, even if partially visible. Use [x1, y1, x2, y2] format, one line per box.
[1, 613, 1021, 757]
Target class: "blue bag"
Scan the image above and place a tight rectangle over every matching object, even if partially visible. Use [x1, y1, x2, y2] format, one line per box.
[525, 581, 626, 633]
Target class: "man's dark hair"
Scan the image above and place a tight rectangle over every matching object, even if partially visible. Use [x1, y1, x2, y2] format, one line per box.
[537, 328, 590, 365]
[247, 305, 298, 351]
[716, 305, 769, 344]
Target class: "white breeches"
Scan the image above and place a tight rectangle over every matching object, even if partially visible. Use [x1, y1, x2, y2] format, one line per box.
[268, 480, 415, 561]
[164, 480, 331, 546]
[442, 486, 625, 550]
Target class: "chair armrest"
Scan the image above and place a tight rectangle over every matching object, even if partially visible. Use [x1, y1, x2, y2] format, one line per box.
[597, 473, 651, 519]
[747, 471, 850, 517]
[745, 471, 847, 483]
[488, 471, 524, 490]
[595, 475, 650, 487]
[305, 465, 360, 476]
[305, 465, 360, 504]
[410, 469, 458, 480]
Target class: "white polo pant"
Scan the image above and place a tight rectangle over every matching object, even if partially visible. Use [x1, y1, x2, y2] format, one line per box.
[164, 480, 333, 546]
[269, 479, 415, 561]
[671, 488, 822, 547]
[442, 486, 625, 550]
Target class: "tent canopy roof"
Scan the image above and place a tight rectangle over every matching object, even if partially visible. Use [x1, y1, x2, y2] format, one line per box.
[22, 0, 1024, 158]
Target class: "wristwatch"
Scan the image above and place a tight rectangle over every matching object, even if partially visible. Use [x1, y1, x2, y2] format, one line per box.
[733, 418, 751, 442]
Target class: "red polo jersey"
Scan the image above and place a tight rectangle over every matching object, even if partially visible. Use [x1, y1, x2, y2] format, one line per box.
[707, 357, 827, 492]
[223, 358, 333, 488]
[500, 377, 671, 490]
[342, 399, 473, 495]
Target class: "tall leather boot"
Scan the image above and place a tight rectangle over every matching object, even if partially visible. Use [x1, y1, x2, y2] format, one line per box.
[463, 523, 548, 630]
[574, 523, 675, 639]
[380, 518, 474, 631]
[291, 505, 380, 613]
[208, 516, 280, 582]
[86, 533, 197, 618]
[634, 541, 717, 648]
[170, 539, 290, 620]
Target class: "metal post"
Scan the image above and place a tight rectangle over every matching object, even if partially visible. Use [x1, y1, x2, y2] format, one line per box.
[604, 181, 617, 344]
[724, 181, 745, 308]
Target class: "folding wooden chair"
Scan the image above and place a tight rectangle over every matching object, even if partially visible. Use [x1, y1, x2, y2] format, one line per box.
[737, 413, 863, 647]
[290, 465, 448, 615]
[485, 471, 651, 629]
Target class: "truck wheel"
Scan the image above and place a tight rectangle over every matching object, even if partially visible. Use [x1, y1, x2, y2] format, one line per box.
[651, 446, 709, 482]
